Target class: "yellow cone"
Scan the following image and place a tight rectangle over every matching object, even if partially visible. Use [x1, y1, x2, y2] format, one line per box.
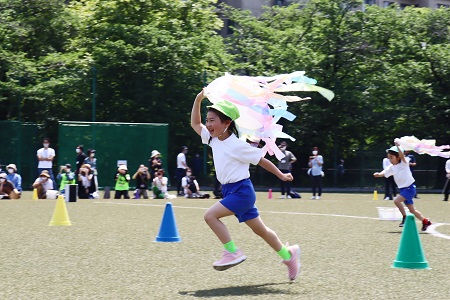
[49, 195, 72, 226]
[32, 188, 38, 200]
[373, 190, 378, 200]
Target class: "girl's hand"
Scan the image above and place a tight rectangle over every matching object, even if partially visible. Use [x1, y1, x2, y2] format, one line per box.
[373, 172, 382, 177]
[280, 173, 293, 182]
[196, 89, 206, 101]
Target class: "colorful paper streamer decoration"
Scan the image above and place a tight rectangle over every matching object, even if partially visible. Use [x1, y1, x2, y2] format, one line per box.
[396, 136, 450, 158]
[204, 71, 334, 160]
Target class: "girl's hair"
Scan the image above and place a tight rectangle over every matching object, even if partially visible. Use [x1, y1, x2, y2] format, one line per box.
[387, 150, 400, 157]
[207, 107, 239, 138]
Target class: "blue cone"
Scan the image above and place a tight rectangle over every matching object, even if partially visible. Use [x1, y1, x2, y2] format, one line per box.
[155, 202, 181, 242]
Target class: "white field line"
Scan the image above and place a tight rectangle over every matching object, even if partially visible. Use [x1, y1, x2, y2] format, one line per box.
[94, 201, 450, 240]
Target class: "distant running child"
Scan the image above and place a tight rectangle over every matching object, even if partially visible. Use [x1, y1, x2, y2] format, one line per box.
[373, 140, 432, 231]
[191, 89, 301, 281]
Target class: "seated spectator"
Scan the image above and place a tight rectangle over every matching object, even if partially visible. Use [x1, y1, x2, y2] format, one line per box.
[57, 163, 76, 195]
[114, 165, 130, 199]
[6, 164, 22, 196]
[132, 164, 150, 199]
[0, 173, 20, 199]
[78, 164, 96, 199]
[152, 169, 175, 199]
[182, 168, 209, 198]
[32, 170, 54, 199]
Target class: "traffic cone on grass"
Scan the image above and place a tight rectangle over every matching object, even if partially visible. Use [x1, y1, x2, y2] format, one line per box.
[49, 195, 72, 226]
[392, 214, 429, 269]
[373, 190, 378, 200]
[155, 202, 181, 242]
[32, 188, 38, 200]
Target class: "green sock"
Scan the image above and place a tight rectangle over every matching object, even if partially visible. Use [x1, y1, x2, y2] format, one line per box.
[223, 240, 237, 253]
[277, 245, 292, 260]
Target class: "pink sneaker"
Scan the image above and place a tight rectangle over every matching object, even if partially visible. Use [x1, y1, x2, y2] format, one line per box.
[282, 244, 301, 281]
[213, 249, 247, 271]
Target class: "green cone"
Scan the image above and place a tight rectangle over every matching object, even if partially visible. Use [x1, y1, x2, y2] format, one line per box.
[392, 214, 429, 269]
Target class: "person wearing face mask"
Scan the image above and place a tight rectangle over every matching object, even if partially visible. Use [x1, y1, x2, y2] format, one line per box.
[308, 146, 324, 199]
[75, 145, 87, 175]
[6, 164, 22, 194]
[84, 149, 98, 192]
[32, 170, 54, 199]
[0, 173, 20, 199]
[181, 167, 210, 198]
[37, 138, 57, 189]
[277, 141, 297, 199]
[57, 164, 76, 195]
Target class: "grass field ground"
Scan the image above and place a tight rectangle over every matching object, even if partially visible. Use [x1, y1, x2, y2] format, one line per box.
[1, 191, 449, 300]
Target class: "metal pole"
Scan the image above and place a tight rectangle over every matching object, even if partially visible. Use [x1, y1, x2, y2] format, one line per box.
[91, 66, 97, 148]
[92, 66, 96, 122]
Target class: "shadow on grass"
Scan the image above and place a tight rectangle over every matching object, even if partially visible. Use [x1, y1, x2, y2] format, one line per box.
[179, 282, 297, 298]
[387, 231, 428, 235]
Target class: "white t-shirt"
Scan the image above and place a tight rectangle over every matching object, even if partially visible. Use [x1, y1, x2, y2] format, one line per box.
[201, 126, 262, 185]
[384, 157, 414, 188]
[182, 176, 199, 194]
[382, 157, 391, 170]
[177, 153, 187, 169]
[33, 178, 54, 191]
[153, 177, 168, 193]
[37, 147, 55, 168]
[445, 159, 450, 174]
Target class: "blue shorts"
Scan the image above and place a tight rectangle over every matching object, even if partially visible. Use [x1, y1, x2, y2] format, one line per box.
[220, 178, 259, 223]
[399, 184, 416, 205]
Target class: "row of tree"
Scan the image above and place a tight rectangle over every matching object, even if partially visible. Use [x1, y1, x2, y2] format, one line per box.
[1, 0, 449, 176]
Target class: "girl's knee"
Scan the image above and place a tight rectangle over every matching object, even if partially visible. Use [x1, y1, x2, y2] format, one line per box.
[204, 210, 218, 224]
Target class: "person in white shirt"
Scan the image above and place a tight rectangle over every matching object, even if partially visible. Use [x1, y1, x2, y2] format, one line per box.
[382, 154, 397, 200]
[176, 146, 189, 195]
[308, 147, 324, 199]
[191, 90, 300, 281]
[32, 170, 54, 199]
[36, 138, 56, 189]
[374, 141, 432, 231]
[152, 169, 175, 199]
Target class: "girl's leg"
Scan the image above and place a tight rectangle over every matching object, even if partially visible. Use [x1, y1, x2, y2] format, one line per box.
[245, 216, 283, 251]
[246, 216, 301, 281]
[405, 204, 425, 221]
[393, 195, 407, 215]
[204, 202, 235, 244]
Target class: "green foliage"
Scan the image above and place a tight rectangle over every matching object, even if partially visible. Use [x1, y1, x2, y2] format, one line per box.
[0, 0, 449, 182]
[221, 0, 450, 172]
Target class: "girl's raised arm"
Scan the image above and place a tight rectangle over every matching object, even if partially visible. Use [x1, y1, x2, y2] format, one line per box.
[394, 139, 407, 163]
[191, 90, 205, 136]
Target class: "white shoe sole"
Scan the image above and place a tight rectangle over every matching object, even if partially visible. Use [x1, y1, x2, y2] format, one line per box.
[213, 255, 247, 271]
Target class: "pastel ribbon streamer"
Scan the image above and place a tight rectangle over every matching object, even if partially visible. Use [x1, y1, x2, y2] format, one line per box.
[396, 136, 450, 158]
[204, 71, 335, 160]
